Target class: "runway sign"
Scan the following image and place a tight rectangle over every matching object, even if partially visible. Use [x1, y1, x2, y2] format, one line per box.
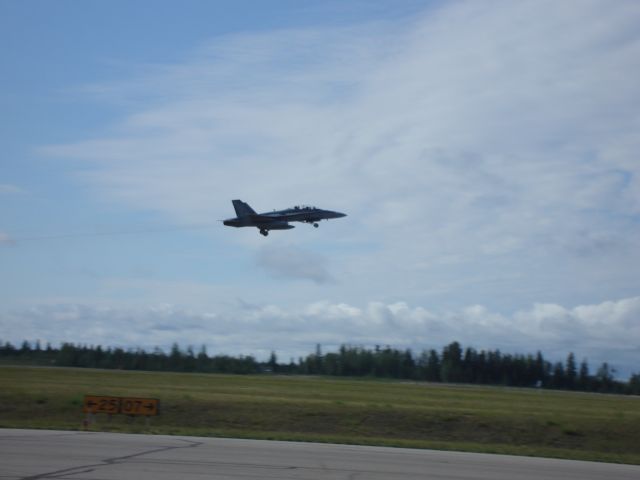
[83, 395, 159, 416]
[83, 395, 121, 415]
[120, 397, 160, 416]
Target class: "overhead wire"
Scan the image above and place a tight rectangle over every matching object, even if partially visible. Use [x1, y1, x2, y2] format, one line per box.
[5, 223, 221, 243]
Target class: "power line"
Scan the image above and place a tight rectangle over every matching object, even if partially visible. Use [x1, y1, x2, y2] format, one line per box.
[7, 223, 220, 243]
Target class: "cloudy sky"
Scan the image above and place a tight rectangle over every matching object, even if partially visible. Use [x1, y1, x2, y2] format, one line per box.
[2, 0, 639, 377]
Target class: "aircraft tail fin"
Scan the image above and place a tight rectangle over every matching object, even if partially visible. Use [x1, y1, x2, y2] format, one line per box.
[232, 199, 257, 217]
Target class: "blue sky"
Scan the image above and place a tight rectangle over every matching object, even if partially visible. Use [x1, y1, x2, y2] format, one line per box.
[2, 0, 639, 377]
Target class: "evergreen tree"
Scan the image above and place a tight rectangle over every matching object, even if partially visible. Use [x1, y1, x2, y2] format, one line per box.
[400, 349, 415, 379]
[183, 345, 196, 372]
[595, 362, 614, 393]
[441, 342, 463, 383]
[1, 341, 16, 356]
[311, 344, 323, 374]
[1, 338, 635, 395]
[169, 343, 183, 371]
[426, 349, 441, 382]
[476, 350, 488, 383]
[551, 362, 565, 389]
[565, 353, 577, 390]
[462, 347, 477, 383]
[20, 340, 32, 356]
[196, 345, 209, 372]
[487, 350, 503, 384]
[578, 359, 590, 391]
[268, 351, 278, 373]
[534, 351, 546, 385]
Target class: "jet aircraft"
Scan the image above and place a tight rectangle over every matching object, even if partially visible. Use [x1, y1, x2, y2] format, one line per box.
[223, 200, 346, 236]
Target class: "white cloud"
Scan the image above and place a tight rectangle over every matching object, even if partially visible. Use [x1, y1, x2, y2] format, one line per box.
[38, 0, 640, 308]
[26, 0, 640, 365]
[2, 296, 638, 376]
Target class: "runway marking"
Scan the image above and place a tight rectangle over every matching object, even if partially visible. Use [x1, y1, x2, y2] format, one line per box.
[18, 434, 202, 480]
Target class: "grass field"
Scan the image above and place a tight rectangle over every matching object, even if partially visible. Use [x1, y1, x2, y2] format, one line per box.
[1, 366, 639, 464]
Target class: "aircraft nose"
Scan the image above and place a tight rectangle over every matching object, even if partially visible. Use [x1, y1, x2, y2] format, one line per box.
[333, 211, 347, 218]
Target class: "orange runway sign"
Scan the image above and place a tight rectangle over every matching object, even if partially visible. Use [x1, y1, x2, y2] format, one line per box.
[83, 395, 159, 416]
[83, 395, 121, 415]
[120, 397, 159, 416]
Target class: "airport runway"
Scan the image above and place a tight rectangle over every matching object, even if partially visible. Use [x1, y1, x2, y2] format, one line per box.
[1, 429, 639, 480]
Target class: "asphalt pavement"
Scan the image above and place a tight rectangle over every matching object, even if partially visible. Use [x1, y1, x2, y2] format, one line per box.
[1, 429, 639, 480]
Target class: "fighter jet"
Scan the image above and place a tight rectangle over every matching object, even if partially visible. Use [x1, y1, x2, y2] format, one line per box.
[223, 200, 346, 236]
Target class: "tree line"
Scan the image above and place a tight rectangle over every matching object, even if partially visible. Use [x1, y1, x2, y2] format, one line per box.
[1, 339, 638, 395]
[292, 343, 640, 394]
[0, 341, 258, 375]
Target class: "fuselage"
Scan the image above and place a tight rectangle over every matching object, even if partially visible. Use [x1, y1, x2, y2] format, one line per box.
[223, 201, 346, 236]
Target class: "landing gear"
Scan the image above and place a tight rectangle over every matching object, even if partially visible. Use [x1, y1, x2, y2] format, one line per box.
[259, 229, 269, 236]
[313, 223, 319, 228]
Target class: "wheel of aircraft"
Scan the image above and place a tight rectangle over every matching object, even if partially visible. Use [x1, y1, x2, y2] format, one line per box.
[260, 229, 269, 236]
[313, 223, 319, 228]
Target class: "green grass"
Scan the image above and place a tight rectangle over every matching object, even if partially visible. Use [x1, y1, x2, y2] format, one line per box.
[1, 366, 639, 464]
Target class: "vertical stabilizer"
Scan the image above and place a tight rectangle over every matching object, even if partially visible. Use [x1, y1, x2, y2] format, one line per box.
[232, 199, 257, 217]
